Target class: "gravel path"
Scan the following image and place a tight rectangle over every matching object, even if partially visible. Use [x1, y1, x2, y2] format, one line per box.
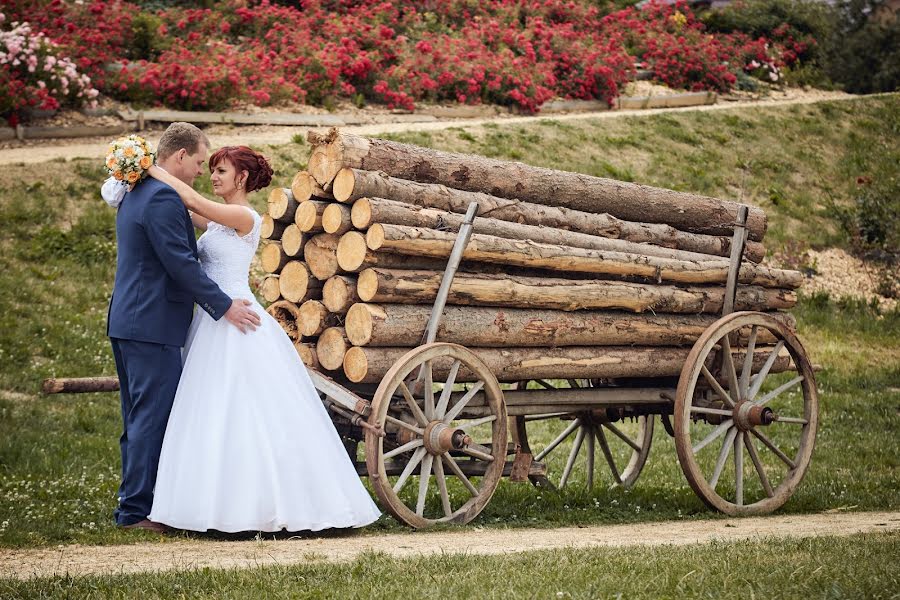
[2, 510, 897, 581]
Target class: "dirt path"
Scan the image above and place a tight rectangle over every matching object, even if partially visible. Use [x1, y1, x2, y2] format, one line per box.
[0, 91, 859, 166]
[2, 511, 897, 580]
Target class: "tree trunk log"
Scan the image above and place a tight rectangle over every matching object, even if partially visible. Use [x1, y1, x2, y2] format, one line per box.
[260, 275, 281, 303]
[356, 268, 797, 314]
[295, 200, 329, 233]
[311, 132, 767, 240]
[261, 214, 287, 240]
[299, 299, 342, 337]
[316, 326, 349, 371]
[278, 261, 324, 304]
[42, 376, 119, 394]
[323, 275, 360, 314]
[342, 345, 791, 383]
[260, 242, 290, 274]
[340, 171, 765, 262]
[336, 231, 449, 273]
[344, 303, 789, 348]
[280, 224, 308, 258]
[267, 187, 298, 223]
[366, 224, 800, 288]
[303, 234, 341, 280]
[322, 202, 353, 235]
[291, 170, 334, 203]
[294, 341, 320, 370]
[266, 300, 303, 341]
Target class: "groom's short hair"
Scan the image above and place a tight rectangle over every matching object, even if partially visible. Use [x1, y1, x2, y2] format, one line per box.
[156, 122, 210, 160]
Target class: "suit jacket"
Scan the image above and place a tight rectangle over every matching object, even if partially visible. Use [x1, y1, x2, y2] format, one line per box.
[107, 177, 232, 346]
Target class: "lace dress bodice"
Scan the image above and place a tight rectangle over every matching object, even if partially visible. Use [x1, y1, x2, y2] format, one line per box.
[196, 207, 261, 298]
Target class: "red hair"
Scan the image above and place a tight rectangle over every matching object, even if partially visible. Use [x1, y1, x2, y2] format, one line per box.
[208, 146, 273, 193]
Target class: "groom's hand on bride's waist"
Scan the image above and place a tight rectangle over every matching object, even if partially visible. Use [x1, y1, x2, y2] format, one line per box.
[224, 299, 261, 333]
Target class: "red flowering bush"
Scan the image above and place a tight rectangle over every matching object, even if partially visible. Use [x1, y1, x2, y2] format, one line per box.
[1, 0, 813, 115]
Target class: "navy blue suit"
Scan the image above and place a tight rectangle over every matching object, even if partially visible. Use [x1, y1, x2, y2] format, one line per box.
[107, 177, 231, 525]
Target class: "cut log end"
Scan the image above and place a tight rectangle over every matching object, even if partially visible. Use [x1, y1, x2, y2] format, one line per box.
[260, 242, 288, 274]
[336, 231, 369, 272]
[322, 203, 353, 235]
[316, 327, 348, 371]
[304, 234, 341, 280]
[291, 171, 315, 202]
[364, 223, 385, 251]
[333, 167, 356, 202]
[260, 275, 281, 303]
[267, 187, 296, 222]
[295, 200, 328, 233]
[294, 342, 320, 370]
[281, 224, 306, 257]
[278, 261, 314, 303]
[345, 302, 377, 346]
[298, 299, 330, 337]
[266, 300, 302, 341]
[357, 268, 378, 302]
[261, 214, 286, 240]
[350, 197, 373, 230]
[322, 275, 359, 314]
[342, 346, 368, 383]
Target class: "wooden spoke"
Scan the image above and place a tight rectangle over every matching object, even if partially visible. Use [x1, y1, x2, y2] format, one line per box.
[534, 418, 581, 462]
[755, 376, 804, 407]
[744, 434, 774, 498]
[443, 381, 485, 422]
[393, 447, 427, 494]
[423, 361, 435, 419]
[747, 341, 785, 400]
[434, 360, 461, 419]
[709, 427, 738, 489]
[559, 426, 587, 488]
[566, 379, 583, 389]
[524, 412, 569, 422]
[461, 442, 495, 462]
[774, 416, 809, 425]
[739, 325, 758, 396]
[692, 419, 734, 454]
[441, 454, 479, 496]
[701, 365, 735, 408]
[690, 406, 734, 418]
[398, 381, 429, 427]
[751, 429, 797, 470]
[433, 456, 452, 518]
[384, 438, 424, 460]
[534, 379, 556, 390]
[735, 431, 744, 507]
[596, 426, 622, 485]
[456, 415, 497, 431]
[602, 422, 642, 453]
[415, 454, 434, 516]
[720, 335, 740, 401]
[586, 425, 596, 488]
[385, 414, 424, 436]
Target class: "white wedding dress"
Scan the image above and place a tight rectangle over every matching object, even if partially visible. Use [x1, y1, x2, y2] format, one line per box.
[149, 206, 380, 532]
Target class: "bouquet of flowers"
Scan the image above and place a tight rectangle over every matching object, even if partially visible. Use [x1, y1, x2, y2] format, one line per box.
[101, 135, 155, 208]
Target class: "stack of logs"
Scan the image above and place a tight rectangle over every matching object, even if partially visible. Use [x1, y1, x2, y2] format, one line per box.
[262, 129, 801, 384]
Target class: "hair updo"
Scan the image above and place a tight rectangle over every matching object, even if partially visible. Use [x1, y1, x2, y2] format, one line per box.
[208, 146, 274, 193]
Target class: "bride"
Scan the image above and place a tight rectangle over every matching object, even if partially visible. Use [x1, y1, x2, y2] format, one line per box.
[145, 146, 380, 533]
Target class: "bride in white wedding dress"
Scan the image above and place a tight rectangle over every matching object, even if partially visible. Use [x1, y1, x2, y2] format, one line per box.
[146, 146, 380, 532]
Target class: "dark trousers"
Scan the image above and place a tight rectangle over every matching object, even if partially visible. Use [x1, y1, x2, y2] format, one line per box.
[110, 338, 182, 525]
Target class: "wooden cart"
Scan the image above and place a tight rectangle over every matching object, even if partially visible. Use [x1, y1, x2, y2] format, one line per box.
[303, 203, 819, 528]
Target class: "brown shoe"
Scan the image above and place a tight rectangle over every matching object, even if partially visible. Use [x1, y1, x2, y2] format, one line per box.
[121, 519, 169, 534]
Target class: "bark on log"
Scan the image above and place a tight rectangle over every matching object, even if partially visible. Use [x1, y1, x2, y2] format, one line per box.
[260, 242, 290, 274]
[260, 275, 281, 303]
[295, 200, 329, 233]
[261, 214, 287, 240]
[356, 268, 797, 314]
[266, 300, 303, 341]
[299, 299, 342, 337]
[291, 170, 334, 203]
[267, 187, 298, 223]
[303, 234, 341, 280]
[366, 224, 800, 288]
[336, 231, 449, 273]
[278, 261, 324, 304]
[42, 376, 119, 394]
[342, 345, 792, 384]
[316, 326, 349, 371]
[323, 275, 360, 314]
[311, 132, 767, 240]
[339, 171, 765, 262]
[344, 303, 789, 348]
[294, 341, 320, 370]
[281, 224, 308, 257]
[322, 202, 353, 235]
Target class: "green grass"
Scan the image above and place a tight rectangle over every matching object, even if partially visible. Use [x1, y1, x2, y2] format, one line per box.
[0, 96, 898, 548]
[3, 533, 898, 598]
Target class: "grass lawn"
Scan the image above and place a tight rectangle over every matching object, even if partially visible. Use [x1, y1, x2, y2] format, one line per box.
[0, 95, 897, 548]
[2, 532, 898, 598]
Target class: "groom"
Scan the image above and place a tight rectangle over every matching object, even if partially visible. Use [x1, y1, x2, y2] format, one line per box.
[107, 122, 261, 532]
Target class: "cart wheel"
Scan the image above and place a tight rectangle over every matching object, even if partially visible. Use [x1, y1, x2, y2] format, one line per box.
[365, 343, 507, 528]
[514, 380, 654, 490]
[674, 311, 818, 515]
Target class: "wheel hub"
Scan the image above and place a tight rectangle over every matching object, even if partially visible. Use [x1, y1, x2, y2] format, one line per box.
[423, 421, 470, 455]
[733, 400, 775, 431]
